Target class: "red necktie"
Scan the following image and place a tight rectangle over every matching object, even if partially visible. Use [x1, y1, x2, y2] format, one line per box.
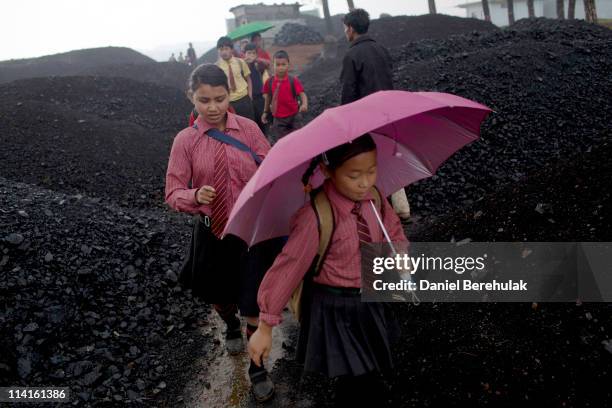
[352, 202, 372, 243]
[270, 78, 281, 116]
[227, 61, 237, 92]
[211, 139, 230, 238]
[353, 202, 376, 290]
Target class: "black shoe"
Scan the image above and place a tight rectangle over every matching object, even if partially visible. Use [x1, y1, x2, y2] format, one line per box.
[225, 328, 244, 355]
[250, 369, 275, 402]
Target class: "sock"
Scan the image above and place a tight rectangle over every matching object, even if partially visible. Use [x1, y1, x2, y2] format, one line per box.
[245, 323, 258, 341]
[213, 303, 240, 332]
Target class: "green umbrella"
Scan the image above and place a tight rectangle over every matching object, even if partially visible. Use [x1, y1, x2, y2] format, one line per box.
[227, 21, 275, 41]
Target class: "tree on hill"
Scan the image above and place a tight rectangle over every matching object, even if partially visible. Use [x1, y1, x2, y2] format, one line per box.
[583, 0, 598, 23]
[507, 0, 515, 25]
[568, 0, 576, 18]
[527, 0, 535, 18]
[482, 0, 492, 22]
[428, 0, 437, 14]
[322, 0, 333, 35]
[557, 0, 565, 19]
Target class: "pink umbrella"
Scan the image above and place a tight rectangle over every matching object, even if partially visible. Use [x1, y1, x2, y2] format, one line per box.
[224, 90, 491, 246]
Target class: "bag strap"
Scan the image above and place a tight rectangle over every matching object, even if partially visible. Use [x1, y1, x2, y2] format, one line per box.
[266, 77, 272, 98]
[307, 185, 383, 277]
[310, 188, 335, 276]
[205, 128, 262, 166]
[289, 75, 297, 100]
[265, 76, 298, 100]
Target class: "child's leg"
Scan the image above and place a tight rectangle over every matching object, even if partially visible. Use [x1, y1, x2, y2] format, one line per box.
[213, 303, 240, 330]
[213, 303, 243, 355]
[240, 242, 278, 401]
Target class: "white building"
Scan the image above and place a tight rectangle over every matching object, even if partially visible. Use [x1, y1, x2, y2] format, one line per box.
[457, 0, 612, 26]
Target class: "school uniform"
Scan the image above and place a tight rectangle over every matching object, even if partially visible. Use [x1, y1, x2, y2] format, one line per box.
[216, 57, 255, 121]
[247, 60, 268, 133]
[257, 180, 408, 378]
[263, 75, 304, 145]
[165, 112, 276, 315]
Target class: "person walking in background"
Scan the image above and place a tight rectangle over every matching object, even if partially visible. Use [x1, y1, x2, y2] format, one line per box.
[165, 64, 278, 402]
[250, 32, 271, 72]
[187, 42, 197, 66]
[168, 53, 177, 63]
[262, 50, 308, 144]
[244, 43, 270, 133]
[340, 8, 411, 220]
[178, 51, 185, 64]
[216, 36, 255, 121]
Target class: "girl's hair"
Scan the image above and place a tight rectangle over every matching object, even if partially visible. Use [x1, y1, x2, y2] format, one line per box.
[301, 133, 376, 189]
[188, 63, 229, 93]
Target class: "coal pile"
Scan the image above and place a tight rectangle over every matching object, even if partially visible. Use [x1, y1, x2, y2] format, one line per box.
[385, 141, 612, 407]
[0, 47, 192, 90]
[90, 62, 192, 91]
[0, 47, 153, 84]
[303, 18, 612, 222]
[0, 177, 210, 405]
[274, 23, 324, 46]
[0, 76, 192, 208]
[409, 139, 612, 242]
[370, 14, 498, 48]
[300, 14, 499, 118]
[197, 47, 218, 65]
[302, 13, 347, 39]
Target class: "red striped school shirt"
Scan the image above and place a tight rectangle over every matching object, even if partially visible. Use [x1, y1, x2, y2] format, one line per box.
[165, 112, 270, 216]
[258, 180, 408, 326]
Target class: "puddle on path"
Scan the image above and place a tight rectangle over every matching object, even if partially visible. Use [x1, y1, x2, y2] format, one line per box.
[182, 309, 297, 408]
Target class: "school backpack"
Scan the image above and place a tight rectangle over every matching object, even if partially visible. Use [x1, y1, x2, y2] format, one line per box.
[288, 186, 384, 321]
[265, 75, 298, 101]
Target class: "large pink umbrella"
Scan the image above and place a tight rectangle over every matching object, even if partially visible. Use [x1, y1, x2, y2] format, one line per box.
[224, 90, 491, 246]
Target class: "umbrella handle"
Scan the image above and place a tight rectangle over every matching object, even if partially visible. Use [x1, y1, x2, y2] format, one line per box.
[369, 200, 421, 305]
[369, 200, 396, 254]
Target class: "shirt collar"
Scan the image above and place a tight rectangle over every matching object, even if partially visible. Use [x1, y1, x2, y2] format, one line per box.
[350, 34, 373, 48]
[323, 179, 375, 214]
[194, 111, 240, 135]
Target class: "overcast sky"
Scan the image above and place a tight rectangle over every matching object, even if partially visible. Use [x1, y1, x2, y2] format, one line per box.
[0, 0, 467, 61]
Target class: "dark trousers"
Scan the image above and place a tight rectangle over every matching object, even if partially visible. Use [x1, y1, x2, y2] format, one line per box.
[268, 113, 301, 145]
[251, 94, 267, 134]
[230, 95, 255, 121]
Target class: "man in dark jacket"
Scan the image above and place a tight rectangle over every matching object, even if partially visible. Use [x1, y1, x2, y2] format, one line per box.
[340, 8, 411, 220]
[340, 8, 393, 105]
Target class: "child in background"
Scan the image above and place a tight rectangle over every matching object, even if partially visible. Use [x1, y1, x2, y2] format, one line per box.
[250, 32, 271, 72]
[216, 36, 255, 121]
[244, 43, 270, 133]
[262, 50, 308, 145]
[248, 134, 406, 405]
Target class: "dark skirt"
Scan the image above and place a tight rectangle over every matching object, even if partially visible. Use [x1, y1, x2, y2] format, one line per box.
[296, 283, 400, 378]
[179, 215, 284, 316]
